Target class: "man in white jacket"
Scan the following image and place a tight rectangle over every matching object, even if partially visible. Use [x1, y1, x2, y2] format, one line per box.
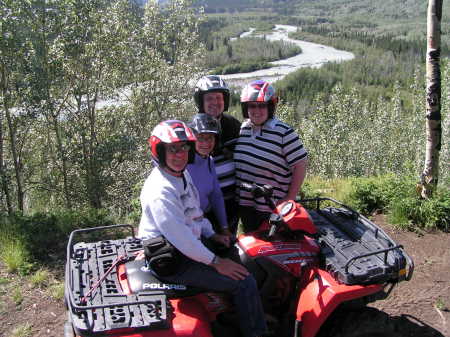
[138, 120, 267, 337]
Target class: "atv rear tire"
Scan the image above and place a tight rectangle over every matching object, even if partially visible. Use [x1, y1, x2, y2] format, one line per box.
[316, 307, 397, 337]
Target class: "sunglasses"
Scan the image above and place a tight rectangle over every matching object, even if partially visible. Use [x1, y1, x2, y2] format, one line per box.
[166, 144, 191, 154]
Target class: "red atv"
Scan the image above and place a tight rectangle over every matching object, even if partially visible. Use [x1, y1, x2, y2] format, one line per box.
[64, 184, 414, 337]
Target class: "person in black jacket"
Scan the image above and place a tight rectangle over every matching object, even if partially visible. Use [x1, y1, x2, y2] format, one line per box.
[193, 75, 241, 235]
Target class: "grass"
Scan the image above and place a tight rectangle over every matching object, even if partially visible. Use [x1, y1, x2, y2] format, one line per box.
[30, 269, 50, 288]
[48, 281, 65, 300]
[11, 323, 33, 337]
[12, 287, 24, 306]
[0, 240, 32, 275]
[302, 176, 353, 202]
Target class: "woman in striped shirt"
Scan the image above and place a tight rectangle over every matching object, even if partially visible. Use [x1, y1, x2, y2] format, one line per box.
[235, 80, 308, 232]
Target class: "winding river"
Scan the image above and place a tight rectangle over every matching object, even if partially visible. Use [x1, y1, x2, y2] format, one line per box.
[222, 24, 355, 87]
[97, 25, 354, 109]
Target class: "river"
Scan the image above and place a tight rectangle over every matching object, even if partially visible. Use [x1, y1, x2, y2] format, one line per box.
[222, 24, 355, 87]
[97, 25, 354, 109]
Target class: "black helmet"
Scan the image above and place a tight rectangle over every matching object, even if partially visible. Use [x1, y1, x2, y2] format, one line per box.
[194, 75, 230, 113]
[189, 113, 220, 135]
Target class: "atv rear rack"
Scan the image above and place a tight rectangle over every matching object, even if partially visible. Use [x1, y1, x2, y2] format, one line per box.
[299, 198, 414, 285]
[65, 225, 170, 336]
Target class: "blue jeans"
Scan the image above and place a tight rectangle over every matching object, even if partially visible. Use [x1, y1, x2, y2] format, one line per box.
[160, 256, 267, 337]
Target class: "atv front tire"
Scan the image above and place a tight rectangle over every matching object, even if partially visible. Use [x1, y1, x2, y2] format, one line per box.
[316, 307, 397, 337]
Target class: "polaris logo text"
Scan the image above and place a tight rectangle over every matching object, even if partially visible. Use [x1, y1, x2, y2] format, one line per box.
[143, 283, 187, 290]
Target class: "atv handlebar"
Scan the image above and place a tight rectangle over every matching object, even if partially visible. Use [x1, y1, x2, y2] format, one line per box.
[240, 183, 277, 211]
[241, 183, 286, 238]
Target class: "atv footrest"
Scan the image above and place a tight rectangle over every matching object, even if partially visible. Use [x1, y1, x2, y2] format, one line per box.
[66, 227, 170, 336]
[301, 198, 413, 285]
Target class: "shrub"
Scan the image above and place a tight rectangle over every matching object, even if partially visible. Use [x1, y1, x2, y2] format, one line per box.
[345, 175, 400, 214]
[344, 174, 449, 231]
[388, 188, 450, 230]
[0, 208, 115, 264]
[128, 197, 142, 226]
[127, 180, 145, 225]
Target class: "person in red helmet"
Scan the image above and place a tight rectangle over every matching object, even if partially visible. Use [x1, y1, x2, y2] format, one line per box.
[138, 120, 267, 337]
[194, 75, 241, 235]
[235, 80, 308, 232]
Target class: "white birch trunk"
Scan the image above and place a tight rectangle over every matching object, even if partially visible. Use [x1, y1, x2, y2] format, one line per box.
[420, 0, 443, 199]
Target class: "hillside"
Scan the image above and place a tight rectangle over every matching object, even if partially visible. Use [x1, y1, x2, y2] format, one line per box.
[195, 0, 449, 46]
[195, 0, 445, 18]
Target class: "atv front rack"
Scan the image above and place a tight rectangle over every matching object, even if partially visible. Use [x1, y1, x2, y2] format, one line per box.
[299, 198, 414, 285]
[65, 225, 169, 336]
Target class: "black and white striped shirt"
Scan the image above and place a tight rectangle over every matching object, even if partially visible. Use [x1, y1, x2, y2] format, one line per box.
[234, 118, 307, 213]
[213, 113, 241, 201]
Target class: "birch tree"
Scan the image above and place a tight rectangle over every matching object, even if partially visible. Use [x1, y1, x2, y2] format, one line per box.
[420, 0, 443, 198]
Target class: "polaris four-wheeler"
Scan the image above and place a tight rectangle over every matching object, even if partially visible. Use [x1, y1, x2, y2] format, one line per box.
[64, 184, 414, 337]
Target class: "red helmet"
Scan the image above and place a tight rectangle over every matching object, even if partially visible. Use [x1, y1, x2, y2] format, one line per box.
[240, 80, 278, 119]
[148, 120, 196, 168]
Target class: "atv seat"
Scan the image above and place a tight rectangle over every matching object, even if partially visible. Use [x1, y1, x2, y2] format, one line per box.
[124, 259, 209, 298]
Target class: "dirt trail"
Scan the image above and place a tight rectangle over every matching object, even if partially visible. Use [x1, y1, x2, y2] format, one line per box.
[369, 215, 450, 337]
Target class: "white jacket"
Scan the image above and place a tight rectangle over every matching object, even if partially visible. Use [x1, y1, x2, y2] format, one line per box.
[138, 167, 215, 265]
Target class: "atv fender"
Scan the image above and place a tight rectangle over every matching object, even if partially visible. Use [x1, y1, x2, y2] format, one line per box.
[127, 298, 213, 337]
[296, 268, 383, 337]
